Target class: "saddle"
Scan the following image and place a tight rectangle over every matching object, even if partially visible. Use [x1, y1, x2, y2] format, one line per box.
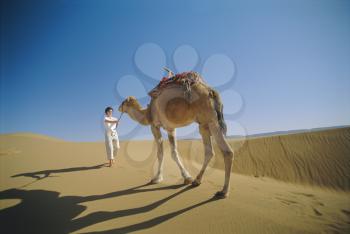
[148, 71, 204, 99]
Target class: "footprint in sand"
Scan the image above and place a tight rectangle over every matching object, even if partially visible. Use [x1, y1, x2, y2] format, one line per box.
[275, 192, 325, 218]
[341, 209, 350, 219]
[292, 192, 324, 208]
[327, 222, 350, 233]
[292, 192, 315, 198]
[316, 202, 324, 206]
[290, 192, 327, 219]
[341, 209, 350, 215]
[312, 207, 322, 216]
[275, 196, 299, 206]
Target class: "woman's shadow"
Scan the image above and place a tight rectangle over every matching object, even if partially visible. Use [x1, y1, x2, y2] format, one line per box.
[11, 163, 107, 188]
[12, 163, 107, 180]
[0, 182, 220, 234]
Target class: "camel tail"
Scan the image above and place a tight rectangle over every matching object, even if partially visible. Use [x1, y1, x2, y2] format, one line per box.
[210, 89, 227, 136]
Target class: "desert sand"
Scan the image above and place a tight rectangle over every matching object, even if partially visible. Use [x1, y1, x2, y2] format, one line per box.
[0, 128, 349, 233]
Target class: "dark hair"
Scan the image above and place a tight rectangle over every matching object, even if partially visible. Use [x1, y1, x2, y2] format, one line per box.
[104, 106, 113, 114]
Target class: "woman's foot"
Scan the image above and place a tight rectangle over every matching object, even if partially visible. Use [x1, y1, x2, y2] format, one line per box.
[108, 159, 115, 167]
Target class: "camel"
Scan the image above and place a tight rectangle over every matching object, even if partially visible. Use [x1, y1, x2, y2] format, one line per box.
[118, 70, 234, 198]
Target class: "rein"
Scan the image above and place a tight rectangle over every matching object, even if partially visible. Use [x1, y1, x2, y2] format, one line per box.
[116, 112, 124, 129]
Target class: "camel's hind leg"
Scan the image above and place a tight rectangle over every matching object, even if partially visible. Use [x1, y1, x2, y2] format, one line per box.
[151, 125, 164, 183]
[192, 124, 214, 187]
[208, 122, 234, 198]
[167, 129, 192, 184]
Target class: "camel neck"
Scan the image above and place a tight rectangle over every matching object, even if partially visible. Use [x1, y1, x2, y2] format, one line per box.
[128, 107, 150, 125]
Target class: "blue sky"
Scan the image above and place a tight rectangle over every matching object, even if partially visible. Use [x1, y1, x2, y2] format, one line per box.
[1, 0, 350, 141]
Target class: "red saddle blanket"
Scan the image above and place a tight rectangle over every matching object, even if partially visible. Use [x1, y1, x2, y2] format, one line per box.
[148, 71, 204, 98]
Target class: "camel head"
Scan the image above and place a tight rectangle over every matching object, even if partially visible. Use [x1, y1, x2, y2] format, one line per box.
[118, 96, 142, 113]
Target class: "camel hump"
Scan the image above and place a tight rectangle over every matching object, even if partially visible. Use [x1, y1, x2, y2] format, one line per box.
[148, 71, 205, 98]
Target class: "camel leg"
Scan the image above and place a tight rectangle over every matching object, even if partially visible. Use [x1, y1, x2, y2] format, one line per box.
[192, 124, 214, 187]
[208, 122, 234, 198]
[167, 129, 192, 184]
[151, 125, 164, 183]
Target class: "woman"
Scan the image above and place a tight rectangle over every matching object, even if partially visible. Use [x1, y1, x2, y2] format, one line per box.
[103, 106, 120, 167]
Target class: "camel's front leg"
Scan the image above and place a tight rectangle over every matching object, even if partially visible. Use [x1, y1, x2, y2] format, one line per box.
[192, 124, 214, 187]
[209, 122, 234, 198]
[167, 129, 192, 184]
[151, 125, 164, 183]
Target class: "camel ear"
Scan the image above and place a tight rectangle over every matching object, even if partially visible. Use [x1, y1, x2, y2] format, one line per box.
[126, 96, 131, 102]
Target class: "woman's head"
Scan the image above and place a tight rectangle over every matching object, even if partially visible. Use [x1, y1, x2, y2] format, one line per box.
[104, 107, 113, 117]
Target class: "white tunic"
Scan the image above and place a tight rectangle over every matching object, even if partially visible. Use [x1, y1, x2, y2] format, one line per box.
[104, 116, 117, 136]
[104, 116, 120, 159]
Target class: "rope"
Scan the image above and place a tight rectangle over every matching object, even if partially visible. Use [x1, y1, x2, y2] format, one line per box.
[116, 112, 124, 129]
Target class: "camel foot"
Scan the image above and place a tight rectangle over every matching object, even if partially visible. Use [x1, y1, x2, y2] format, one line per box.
[214, 191, 228, 199]
[191, 179, 201, 187]
[150, 177, 163, 184]
[183, 177, 193, 185]
[150, 180, 160, 184]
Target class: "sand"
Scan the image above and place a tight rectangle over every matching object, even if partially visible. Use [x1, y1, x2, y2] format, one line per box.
[0, 128, 349, 233]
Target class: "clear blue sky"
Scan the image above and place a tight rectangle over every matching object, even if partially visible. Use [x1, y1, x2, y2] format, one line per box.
[1, 0, 350, 141]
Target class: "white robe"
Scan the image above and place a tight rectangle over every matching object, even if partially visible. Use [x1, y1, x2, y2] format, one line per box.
[104, 116, 120, 160]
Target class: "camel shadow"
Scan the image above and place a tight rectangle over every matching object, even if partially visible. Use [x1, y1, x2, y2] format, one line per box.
[0, 182, 218, 234]
[83, 196, 220, 233]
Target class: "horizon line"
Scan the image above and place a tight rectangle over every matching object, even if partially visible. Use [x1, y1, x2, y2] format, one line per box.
[1, 125, 349, 143]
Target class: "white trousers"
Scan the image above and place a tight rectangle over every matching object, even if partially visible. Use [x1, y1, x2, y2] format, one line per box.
[105, 133, 120, 160]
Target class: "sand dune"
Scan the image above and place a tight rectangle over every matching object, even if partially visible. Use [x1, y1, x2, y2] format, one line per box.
[0, 128, 349, 233]
[178, 127, 350, 190]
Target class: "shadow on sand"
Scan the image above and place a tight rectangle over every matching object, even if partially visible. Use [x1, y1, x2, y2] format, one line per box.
[11, 164, 107, 188]
[12, 164, 107, 180]
[0, 182, 220, 234]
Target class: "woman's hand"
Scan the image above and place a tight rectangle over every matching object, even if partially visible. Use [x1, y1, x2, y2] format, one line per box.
[105, 120, 118, 124]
